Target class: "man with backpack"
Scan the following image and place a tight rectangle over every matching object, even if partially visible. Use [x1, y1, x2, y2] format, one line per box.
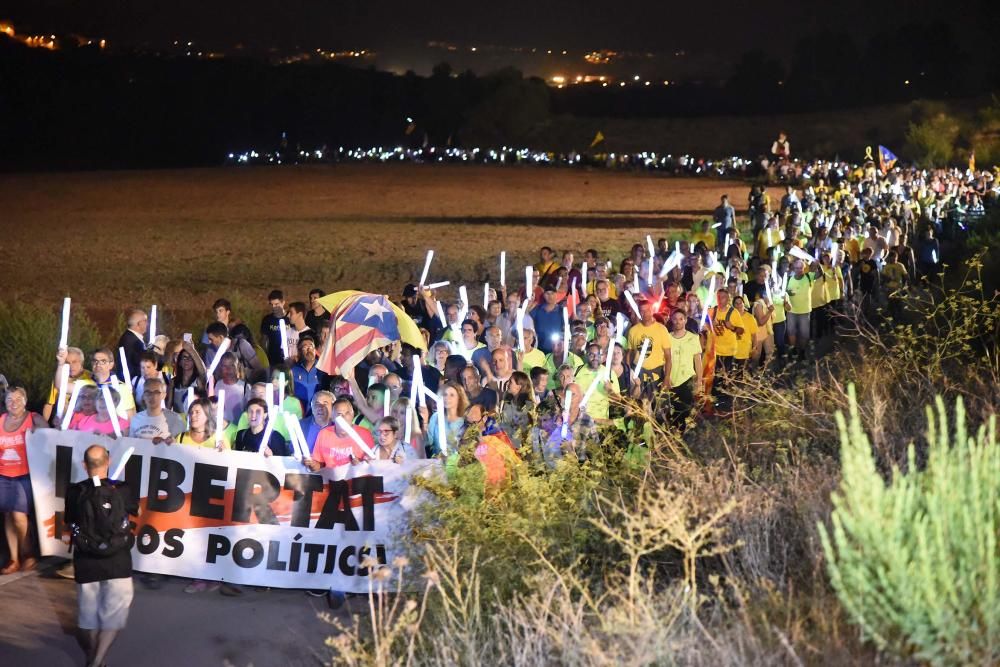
[65, 445, 137, 667]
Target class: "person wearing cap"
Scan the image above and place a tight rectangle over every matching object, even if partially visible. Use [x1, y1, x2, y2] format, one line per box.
[115, 309, 148, 383]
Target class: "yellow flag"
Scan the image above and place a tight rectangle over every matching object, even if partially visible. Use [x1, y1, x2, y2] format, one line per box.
[969, 151, 976, 172]
[589, 131, 605, 148]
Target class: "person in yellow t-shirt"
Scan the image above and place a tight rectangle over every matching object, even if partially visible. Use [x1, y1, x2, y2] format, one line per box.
[692, 220, 716, 252]
[882, 250, 909, 320]
[709, 289, 739, 413]
[667, 309, 703, 431]
[626, 300, 672, 397]
[534, 246, 558, 283]
[784, 259, 813, 358]
[176, 398, 231, 450]
[732, 297, 758, 372]
[810, 261, 830, 338]
[751, 290, 775, 369]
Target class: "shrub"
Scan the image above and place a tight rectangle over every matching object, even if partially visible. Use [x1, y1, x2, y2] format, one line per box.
[904, 112, 960, 166]
[820, 385, 1000, 665]
[0, 301, 102, 409]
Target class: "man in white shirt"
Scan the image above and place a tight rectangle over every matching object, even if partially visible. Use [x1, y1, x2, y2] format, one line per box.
[128, 378, 184, 441]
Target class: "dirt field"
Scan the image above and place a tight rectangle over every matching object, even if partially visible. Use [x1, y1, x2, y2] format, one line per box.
[1, 163, 739, 330]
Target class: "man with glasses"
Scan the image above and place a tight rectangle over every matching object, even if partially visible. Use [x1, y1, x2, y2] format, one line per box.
[43, 346, 92, 424]
[128, 378, 184, 441]
[90, 348, 135, 419]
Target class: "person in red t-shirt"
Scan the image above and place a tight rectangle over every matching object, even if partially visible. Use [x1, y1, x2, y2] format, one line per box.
[0, 386, 48, 574]
[304, 398, 374, 470]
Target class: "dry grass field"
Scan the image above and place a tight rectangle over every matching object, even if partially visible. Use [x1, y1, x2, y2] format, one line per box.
[1, 163, 738, 330]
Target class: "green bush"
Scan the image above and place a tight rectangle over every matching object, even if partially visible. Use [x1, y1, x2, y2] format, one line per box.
[0, 301, 102, 410]
[820, 385, 1000, 665]
[904, 113, 960, 166]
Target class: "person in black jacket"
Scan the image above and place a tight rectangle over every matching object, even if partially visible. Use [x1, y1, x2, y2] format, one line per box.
[65, 445, 138, 667]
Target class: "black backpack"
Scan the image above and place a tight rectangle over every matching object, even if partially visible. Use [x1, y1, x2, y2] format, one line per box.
[71, 483, 132, 557]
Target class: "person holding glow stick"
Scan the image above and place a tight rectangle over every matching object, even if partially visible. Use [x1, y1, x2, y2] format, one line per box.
[709, 288, 740, 414]
[667, 309, 703, 431]
[177, 398, 229, 451]
[626, 299, 672, 402]
[115, 308, 148, 383]
[419, 382, 468, 457]
[71, 386, 128, 437]
[43, 346, 92, 424]
[305, 398, 374, 469]
[129, 378, 184, 442]
[233, 398, 290, 457]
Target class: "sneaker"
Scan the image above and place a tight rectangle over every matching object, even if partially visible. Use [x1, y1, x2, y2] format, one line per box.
[56, 562, 75, 579]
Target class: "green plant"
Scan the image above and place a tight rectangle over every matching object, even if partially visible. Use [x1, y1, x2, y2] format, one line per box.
[904, 112, 961, 166]
[0, 301, 102, 409]
[820, 385, 1000, 665]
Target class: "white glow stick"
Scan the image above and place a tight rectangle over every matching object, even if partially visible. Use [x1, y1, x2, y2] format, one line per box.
[765, 280, 773, 304]
[646, 235, 655, 285]
[766, 228, 773, 247]
[56, 364, 70, 419]
[581, 262, 588, 293]
[724, 235, 732, 258]
[623, 291, 641, 319]
[279, 320, 289, 360]
[117, 346, 132, 391]
[700, 276, 717, 330]
[516, 307, 526, 352]
[782, 273, 790, 294]
[458, 285, 469, 313]
[286, 413, 309, 460]
[500, 251, 506, 286]
[148, 305, 157, 346]
[257, 412, 275, 454]
[205, 337, 230, 377]
[265, 382, 274, 412]
[336, 415, 376, 459]
[711, 222, 722, 229]
[110, 446, 135, 481]
[436, 401, 448, 456]
[675, 241, 680, 256]
[632, 338, 650, 378]
[525, 266, 533, 296]
[483, 282, 490, 309]
[562, 306, 571, 363]
[425, 281, 450, 290]
[383, 387, 391, 417]
[632, 273, 640, 294]
[412, 354, 426, 407]
[58, 297, 71, 349]
[603, 330, 615, 381]
[186, 386, 194, 411]
[419, 249, 434, 286]
[60, 382, 83, 431]
[100, 386, 123, 438]
[578, 375, 601, 408]
[560, 389, 572, 438]
[659, 251, 680, 278]
[831, 242, 840, 266]
[788, 246, 816, 265]
[215, 389, 226, 436]
[404, 403, 414, 445]
[436, 301, 447, 328]
[932, 249, 938, 264]
[277, 372, 286, 409]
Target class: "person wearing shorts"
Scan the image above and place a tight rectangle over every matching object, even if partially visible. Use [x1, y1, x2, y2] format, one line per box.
[65, 445, 138, 667]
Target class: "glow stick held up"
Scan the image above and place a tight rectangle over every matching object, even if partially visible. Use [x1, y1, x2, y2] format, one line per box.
[425, 281, 450, 290]
[623, 291, 641, 320]
[632, 338, 650, 379]
[603, 329, 615, 381]
[436, 301, 448, 328]
[525, 266, 533, 298]
[100, 386, 123, 439]
[265, 382, 275, 412]
[412, 354, 425, 407]
[516, 307, 526, 352]
[279, 320, 289, 360]
[335, 415, 376, 459]
[436, 401, 448, 456]
[186, 386, 195, 411]
[56, 364, 70, 419]
[110, 447, 135, 481]
[383, 387, 391, 417]
[215, 389, 226, 437]
[499, 251, 506, 287]
[458, 285, 469, 314]
[562, 306, 571, 364]
[646, 235, 655, 285]
[205, 338, 230, 378]
[483, 282, 490, 309]
[277, 372, 286, 409]
[765, 280, 773, 304]
[58, 297, 71, 350]
[257, 412, 276, 455]
[148, 305, 157, 346]
[419, 249, 434, 286]
[560, 390, 572, 439]
[700, 276, 717, 331]
[581, 262, 588, 293]
[118, 347, 133, 391]
[60, 381, 83, 431]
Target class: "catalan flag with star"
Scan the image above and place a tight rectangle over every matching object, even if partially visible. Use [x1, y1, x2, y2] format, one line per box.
[316, 292, 424, 375]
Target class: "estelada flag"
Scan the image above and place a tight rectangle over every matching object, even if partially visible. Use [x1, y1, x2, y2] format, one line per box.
[878, 145, 898, 173]
[589, 131, 605, 148]
[316, 292, 423, 375]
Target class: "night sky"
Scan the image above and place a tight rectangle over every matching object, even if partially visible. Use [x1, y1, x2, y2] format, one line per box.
[3, 0, 982, 60]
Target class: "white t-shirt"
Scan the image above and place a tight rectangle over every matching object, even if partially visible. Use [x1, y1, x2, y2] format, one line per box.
[129, 410, 184, 439]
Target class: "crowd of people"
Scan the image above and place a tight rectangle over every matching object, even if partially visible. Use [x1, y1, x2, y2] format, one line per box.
[0, 156, 996, 661]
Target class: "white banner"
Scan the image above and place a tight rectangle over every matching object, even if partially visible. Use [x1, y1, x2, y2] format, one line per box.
[27, 430, 440, 592]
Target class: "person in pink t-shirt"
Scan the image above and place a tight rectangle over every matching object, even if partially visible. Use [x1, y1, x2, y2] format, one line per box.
[304, 398, 373, 470]
[71, 387, 130, 437]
